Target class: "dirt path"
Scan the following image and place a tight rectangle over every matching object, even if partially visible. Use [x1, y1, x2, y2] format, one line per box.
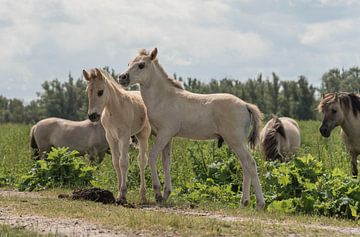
[1, 190, 360, 236]
[141, 206, 360, 236]
[0, 191, 135, 237]
[0, 207, 130, 237]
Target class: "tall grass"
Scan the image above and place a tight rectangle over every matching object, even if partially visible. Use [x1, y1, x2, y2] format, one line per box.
[0, 120, 353, 193]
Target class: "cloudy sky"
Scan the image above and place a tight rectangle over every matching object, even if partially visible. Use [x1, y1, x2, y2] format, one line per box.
[1, 0, 359, 101]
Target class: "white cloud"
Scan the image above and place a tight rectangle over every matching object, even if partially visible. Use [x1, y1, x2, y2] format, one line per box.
[300, 18, 359, 45]
[0, 0, 359, 100]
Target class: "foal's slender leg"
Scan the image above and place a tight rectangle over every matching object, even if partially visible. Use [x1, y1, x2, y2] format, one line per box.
[350, 152, 358, 177]
[149, 134, 173, 202]
[162, 140, 172, 200]
[231, 143, 265, 210]
[240, 168, 251, 207]
[118, 137, 130, 204]
[106, 134, 122, 199]
[136, 125, 151, 203]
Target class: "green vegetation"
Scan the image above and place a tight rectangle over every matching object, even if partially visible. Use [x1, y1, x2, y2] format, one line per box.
[18, 147, 96, 191]
[1, 122, 359, 219]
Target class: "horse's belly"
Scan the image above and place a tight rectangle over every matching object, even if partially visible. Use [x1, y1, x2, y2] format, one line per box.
[177, 124, 218, 140]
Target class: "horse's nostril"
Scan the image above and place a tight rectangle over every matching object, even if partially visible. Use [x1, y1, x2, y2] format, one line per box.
[121, 74, 127, 80]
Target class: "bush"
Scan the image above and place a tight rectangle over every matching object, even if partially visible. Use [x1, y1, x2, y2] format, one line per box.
[265, 155, 360, 219]
[18, 147, 97, 191]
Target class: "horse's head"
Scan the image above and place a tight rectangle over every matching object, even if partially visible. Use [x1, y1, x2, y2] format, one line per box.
[83, 68, 109, 122]
[318, 93, 344, 137]
[117, 48, 158, 87]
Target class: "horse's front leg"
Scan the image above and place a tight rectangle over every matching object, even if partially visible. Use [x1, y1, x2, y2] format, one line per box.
[149, 133, 173, 203]
[350, 151, 358, 177]
[106, 134, 122, 200]
[162, 140, 173, 201]
[118, 137, 131, 204]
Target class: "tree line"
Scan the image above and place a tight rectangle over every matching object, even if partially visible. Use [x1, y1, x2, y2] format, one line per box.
[1, 67, 359, 124]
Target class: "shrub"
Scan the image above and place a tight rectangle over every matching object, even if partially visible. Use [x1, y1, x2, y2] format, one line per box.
[265, 155, 360, 219]
[18, 147, 96, 191]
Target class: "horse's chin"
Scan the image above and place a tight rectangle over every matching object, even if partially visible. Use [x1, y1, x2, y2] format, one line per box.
[89, 117, 100, 123]
[118, 79, 130, 87]
[320, 131, 331, 138]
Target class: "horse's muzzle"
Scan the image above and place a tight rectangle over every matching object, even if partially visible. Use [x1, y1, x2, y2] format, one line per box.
[117, 73, 130, 87]
[88, 113, 101, 122]
[319, 126, 331, 138]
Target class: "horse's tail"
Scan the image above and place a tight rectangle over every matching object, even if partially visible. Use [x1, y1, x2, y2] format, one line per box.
[271, 115, 286, 139]
[262, 115, 285, 161]
[246, 103, 263, 150]
[30, 125, 39, 159]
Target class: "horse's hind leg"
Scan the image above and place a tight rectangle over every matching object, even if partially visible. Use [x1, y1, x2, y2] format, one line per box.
[350, 152, 358, 177]
[229, 142, 265, 210]
[162, 140, 172, 201]
[240, 168, 251, 207]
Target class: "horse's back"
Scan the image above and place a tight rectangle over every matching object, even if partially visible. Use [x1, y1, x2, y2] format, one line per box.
[166, 91, 251, 139]
[279, 117, 301, 153]
[33, 117, 108, 154]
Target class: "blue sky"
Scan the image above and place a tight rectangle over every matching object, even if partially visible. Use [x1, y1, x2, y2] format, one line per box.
[1, 0, 359, 101]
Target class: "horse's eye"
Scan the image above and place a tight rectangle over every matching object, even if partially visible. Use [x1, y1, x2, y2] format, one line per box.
[138, 62, 145, 69]
[97, 90, 104, 97]
[332, 109, 337, 114]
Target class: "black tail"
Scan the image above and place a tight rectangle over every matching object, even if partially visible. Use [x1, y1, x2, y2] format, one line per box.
[261, 115, 285, 161]
[30, 126, 39, 159]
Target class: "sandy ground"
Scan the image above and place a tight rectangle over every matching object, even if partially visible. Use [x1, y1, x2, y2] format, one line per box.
[1, 190, 360, 236]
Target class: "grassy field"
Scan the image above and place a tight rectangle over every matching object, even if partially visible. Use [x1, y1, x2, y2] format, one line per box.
[0, 121, 359, 236]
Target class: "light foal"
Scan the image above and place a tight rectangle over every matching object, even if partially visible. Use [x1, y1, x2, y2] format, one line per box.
[118, 48, 265, 209]
[83, 68, 151, 203]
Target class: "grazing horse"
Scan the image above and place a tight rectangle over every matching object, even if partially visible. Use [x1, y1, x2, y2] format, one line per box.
[83, 68, 151, 203]
[318, 92, 360, 177]
[117, 48, 265, 209]
[260, 116, 301, 162]
[30, 118, 109, 163]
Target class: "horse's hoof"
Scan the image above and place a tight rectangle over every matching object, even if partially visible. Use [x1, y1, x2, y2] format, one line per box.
[256, 201, 265, 211]
[140, 196, 147, 204]
[240, 199, 249, 208]
[162, 190, 171, 201]
[116, 198, 127, 205]
[155, 194, 163, 203]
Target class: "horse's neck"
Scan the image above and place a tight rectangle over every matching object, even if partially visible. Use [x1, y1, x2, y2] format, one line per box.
[140, 68, 175, 108]
[341, 112, 360, 137]
[105, 80, 127, 110]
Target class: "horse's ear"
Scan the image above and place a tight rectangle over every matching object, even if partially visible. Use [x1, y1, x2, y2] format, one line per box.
[95, 68, 103, 80]
[83, 70, 90, 81]
[334, 92, 339, 101]
[271, 114, 278, 119]
[321, 93, 325, 99]
[150, 48, 158, 60]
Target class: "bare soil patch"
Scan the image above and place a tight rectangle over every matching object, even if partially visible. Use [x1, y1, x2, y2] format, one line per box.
[1, 190, 360, 236]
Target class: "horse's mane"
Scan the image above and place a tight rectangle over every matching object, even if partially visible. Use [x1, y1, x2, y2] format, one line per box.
[137, 49, 184, 90]
[97, 68, 124, 89]
[88, 68, 126, 93]
[262, 116, 286, 161]
[318, 92, 360, 116]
